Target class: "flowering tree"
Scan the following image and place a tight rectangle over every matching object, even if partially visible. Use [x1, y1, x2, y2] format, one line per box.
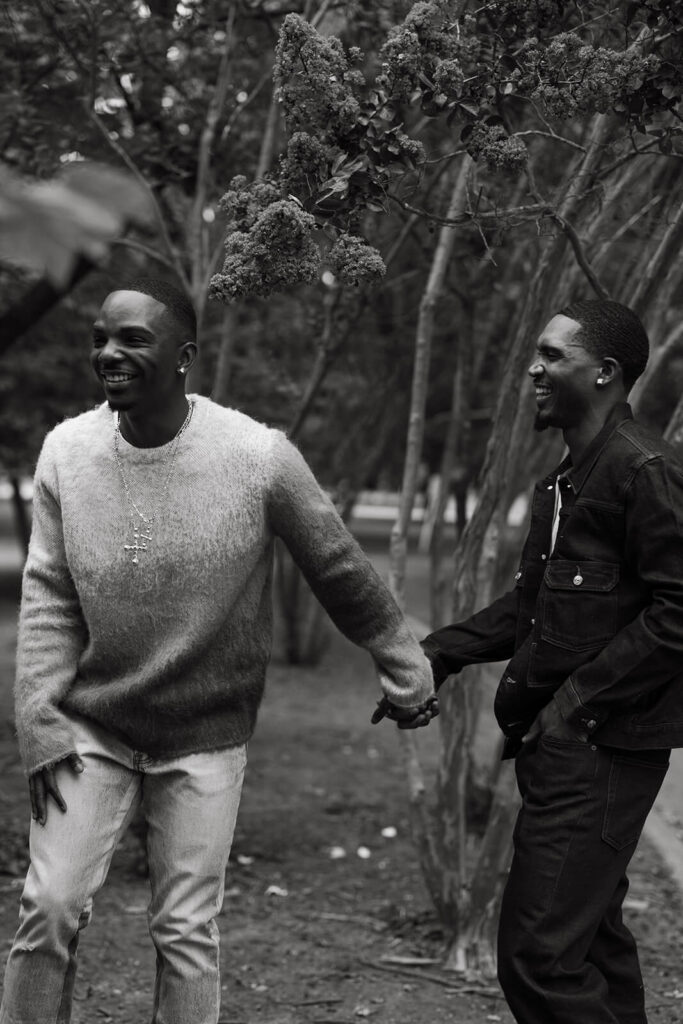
[208, 0, 683, 973]
[2, 0, 682, 971]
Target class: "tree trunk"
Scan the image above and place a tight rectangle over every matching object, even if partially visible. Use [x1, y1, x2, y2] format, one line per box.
[445, 760, 518, 974]
[387, 156, 471, 608]
[630, 196, 683, 319]
[211, 306, 238, 406]
[10, 476, 30, 558]
[429, 301, 473, 632]
[383, 155, 472, 922]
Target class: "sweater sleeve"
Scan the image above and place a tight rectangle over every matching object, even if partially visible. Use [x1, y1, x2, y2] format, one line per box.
[14, 431, 87, 775]
[265, 431, 434, 707]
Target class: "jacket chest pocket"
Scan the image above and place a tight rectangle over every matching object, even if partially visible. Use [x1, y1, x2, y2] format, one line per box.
[539, 559, 619, 651]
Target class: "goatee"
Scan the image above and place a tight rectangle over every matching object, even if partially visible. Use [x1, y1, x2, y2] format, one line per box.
[533, 412, 550, 433]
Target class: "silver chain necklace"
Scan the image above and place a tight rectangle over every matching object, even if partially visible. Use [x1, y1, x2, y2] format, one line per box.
[113, 400, 194, 565]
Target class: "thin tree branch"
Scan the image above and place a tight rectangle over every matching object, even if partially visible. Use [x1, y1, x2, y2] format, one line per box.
[525, 164, 610, 300]
[189, 5, 237, 297]
[88, 108, 191, 292]
[590, 194, 663, 269]
[387, 192, 554, 226]
[311, 0, 335, 28]
[220, 68, 272, 142]
[513, 129, 586, 152]
[109, 237, 179, 271]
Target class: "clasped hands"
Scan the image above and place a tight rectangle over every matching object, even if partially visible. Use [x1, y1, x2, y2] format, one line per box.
[371, 694, 440, 730]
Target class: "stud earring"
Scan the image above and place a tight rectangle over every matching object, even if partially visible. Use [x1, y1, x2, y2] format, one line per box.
[596, 378, 605, 385]
[177, 366, 186, 376]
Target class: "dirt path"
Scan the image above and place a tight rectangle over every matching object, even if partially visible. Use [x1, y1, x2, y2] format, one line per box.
[1, 607, 683, 1023]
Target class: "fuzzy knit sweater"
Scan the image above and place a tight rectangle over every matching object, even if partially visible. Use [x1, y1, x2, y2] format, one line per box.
[15, 396, 434, 775]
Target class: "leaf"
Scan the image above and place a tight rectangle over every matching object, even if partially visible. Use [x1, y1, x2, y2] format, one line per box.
[330, 151, 350, 174]
[458, 101, 480, 119]
[0, 162, 154, 288]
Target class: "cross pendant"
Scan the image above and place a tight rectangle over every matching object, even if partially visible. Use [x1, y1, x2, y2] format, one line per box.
[124, 521, 153, 566]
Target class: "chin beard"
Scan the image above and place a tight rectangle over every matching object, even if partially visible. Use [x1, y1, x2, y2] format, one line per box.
[105, 394, 135, 412]
[533, 411, 551, 432]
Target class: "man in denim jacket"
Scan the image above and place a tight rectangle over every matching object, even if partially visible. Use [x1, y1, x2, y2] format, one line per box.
[422, 300, 682, 1024]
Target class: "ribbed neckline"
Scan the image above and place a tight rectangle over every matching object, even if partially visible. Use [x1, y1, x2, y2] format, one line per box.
[110, 395, 204, 462]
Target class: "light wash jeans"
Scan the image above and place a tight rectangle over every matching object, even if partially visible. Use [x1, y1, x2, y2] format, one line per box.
[0, 716, 246, 1024]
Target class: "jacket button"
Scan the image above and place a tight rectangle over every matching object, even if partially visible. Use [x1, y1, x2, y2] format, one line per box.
[587, 719, 597, 729]
[541, 554, 547, 561]
[573, 574, 583, 585]
[514, 571, 522, 581]
[505, 676, 515, 684]
[531, 618, 535, 625]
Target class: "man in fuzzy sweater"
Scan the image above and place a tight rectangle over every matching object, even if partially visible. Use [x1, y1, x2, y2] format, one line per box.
[1, 278, 437, 1024]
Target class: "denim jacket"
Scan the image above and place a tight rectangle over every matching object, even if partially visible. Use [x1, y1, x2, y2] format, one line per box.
[422, 403, 683, 757]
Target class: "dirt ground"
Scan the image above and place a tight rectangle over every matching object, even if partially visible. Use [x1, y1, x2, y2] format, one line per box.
[2, 598, 683, 1024]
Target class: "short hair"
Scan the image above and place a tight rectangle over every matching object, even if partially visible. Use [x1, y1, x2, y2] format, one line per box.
[559, 299, 649, 391]
[125, 277, 197, 340]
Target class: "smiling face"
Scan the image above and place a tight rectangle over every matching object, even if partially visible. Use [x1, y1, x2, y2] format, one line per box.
[529, 314, 603, 433]
[91, 290, 189, 414]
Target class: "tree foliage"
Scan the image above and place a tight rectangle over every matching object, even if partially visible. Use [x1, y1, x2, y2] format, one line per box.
[1, 0, 682, 971]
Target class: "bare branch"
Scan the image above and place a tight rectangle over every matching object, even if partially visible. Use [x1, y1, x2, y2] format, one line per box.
[630, 195, 683, 316]
[598, 139, 663, 180]
[88, 109, 191, 292]
[220, 69, 272, 142]
[526, 163, 609, 299]
[387, 192, 554, 226]
[311, 0, 336, 28]
[110, 238, 179, 272]
[514, 130, 586, 152]
[591, 194, 663, 269]
[425, 148, 468, 165]
[189, 5, 237, 297]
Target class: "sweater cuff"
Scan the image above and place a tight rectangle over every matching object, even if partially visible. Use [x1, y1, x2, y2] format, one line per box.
[553, 676, 606, 736]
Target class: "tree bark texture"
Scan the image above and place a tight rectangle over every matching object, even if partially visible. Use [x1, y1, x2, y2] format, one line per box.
[388, 156, 472, 611]
[10, 477, 30, 559]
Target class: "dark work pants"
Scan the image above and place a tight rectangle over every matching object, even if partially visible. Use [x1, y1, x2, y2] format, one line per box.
[498, 735, 670, 1024]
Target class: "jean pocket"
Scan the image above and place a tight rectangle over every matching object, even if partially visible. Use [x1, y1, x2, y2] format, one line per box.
[602, 753, 669, 851]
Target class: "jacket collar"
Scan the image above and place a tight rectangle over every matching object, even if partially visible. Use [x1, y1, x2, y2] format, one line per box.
[545, 402, 633, 494]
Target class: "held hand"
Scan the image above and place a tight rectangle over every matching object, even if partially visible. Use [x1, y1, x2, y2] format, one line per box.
[29, 753, 84, 827]
[371, 695, 440, 730]
[522, 700, 587, 745]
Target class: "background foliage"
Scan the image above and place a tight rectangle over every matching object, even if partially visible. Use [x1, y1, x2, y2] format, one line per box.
[2, 0, 682, 972]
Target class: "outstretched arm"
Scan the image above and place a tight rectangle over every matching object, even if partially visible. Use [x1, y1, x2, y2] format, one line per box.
[265, 431, 435, 711]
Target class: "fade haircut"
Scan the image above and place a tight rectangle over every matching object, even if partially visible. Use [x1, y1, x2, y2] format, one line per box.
[126, 277, 197, 341]
[560, 299, 649, 392]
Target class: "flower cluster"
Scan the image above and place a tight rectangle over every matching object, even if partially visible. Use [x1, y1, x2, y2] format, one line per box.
[377, 0, 460, 103]
[210, 199, 320, 303]
[328, 234, 386, 286]
[489, 0, 566, 35]
[274, 14, 364, 143]
[217, 176, 280, 231]
[465, 123, 527, 172]
[433, 57, 465, 100]
[281, 132, 330, 199]
[518, 33, 659, 119]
